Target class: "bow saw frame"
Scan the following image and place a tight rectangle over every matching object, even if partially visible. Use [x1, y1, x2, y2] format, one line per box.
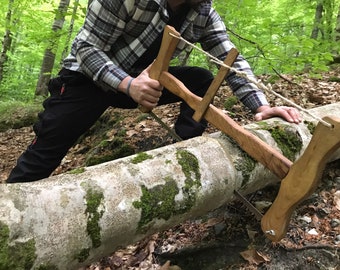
[142, 25, 340, 242]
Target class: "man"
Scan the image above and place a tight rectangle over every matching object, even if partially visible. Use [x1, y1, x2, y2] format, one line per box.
[7, 0, 301, 183]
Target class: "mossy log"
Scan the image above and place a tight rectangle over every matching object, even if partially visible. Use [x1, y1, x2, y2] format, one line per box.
[1, 103, 340, 270]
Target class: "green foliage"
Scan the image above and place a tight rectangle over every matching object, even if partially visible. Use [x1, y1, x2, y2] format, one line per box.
[1, 0, 339, 103]
[215, 0, 339, 75]
[0, 0, 87, 102]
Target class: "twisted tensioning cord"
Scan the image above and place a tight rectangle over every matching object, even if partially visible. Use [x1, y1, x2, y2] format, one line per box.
[169, 32, 333, 128]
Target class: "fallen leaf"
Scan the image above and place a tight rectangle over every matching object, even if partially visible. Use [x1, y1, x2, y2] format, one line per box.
[147, 239, 156, 261]
[307, 228, 318, 235]
[142, 127, 152, 132]
[299, 215, 312, 223]
[205, 217, 224, 227]
[126, 130, 138, 137]
[254, 200, 272, 212]
[240, 248, 270, 265]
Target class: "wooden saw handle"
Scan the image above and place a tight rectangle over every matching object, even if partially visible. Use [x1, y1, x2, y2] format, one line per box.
[261, 116, 340, 242]
[158, 71, 293, 178]
[139, 25, 180, 113]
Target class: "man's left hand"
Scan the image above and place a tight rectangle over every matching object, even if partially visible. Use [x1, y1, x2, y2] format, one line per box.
[254, 105, 302, 124]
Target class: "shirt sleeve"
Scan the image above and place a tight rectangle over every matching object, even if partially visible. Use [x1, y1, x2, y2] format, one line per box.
[72, 0, 131, 90]
[199, 9, 269, 112]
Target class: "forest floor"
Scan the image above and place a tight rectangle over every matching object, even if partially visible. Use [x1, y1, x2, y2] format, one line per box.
[1, 67, 340, 269]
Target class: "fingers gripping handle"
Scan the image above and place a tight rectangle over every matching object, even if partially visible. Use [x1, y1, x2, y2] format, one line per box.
[261, 116, 340, 242]
[139, 25, 180, 113]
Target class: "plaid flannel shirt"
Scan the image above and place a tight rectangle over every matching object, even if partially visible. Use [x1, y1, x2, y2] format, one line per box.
[63, 0, 269, 111]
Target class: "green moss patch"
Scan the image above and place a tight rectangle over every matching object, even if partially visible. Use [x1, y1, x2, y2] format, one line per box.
[220, 134, 256, 185]
[133, 150, 202, 232]
[85, 189, 104, 248]
[131, 152, 153, 164]
[176, 150, 201, 182]
[75, 110, 135, 166]
[266, 125, 303, 161]
[0, 221, 37, 270]
[75, 248, 90, 263]
[176, 150, 202, 207]
[254, 122, 303, 161]
[68, 167, 85, 174]
[329, 76, 340, 82]
[74, 187, 104, 262]
[0, 101, 42, 132]
[235, 154, 256, 185]
[85, 137, 135, 166]
[223, 96, 239, 111]
[304, 120, 316, 134]
[133, 178, 180, 232]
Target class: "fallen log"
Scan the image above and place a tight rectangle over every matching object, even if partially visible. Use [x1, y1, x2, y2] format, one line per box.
[1, 103, 340, 270]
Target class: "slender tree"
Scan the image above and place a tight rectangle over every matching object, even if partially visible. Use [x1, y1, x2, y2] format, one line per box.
[323, 0, 336, 41]
[336, 5, 340, 41]
[35, 0, 71, 97]
[0, 0, 14, 84]
[311, 0, 324, 39]
[333, 4, 340, 62]
[60, 0, 79, 61]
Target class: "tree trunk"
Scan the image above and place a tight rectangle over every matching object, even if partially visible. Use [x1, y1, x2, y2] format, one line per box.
[60, 0, 79, 62]
[335, 4, 340, 42]
[311, 0, 324, 39]
[1, 103, 340, 270]
[323, 0, 335, 41]
[0, 0, 14, 84]
[334, 4, 340, 61]
[35, 0, 71, 97]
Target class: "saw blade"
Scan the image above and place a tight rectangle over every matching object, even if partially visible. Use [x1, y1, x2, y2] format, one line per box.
[234, 190, 263, 221]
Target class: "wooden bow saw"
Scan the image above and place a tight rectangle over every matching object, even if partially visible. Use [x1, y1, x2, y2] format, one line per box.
[142, 25, 340, 242]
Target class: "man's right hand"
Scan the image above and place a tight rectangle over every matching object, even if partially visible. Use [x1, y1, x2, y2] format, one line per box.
[119, 65, 163, 111]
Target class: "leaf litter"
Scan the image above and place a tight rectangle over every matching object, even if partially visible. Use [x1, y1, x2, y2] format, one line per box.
[1, 67, 340, 269]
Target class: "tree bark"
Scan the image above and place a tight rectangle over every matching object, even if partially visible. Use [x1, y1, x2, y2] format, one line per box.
[335, 4, 340, 42]
[1, 103, 340, 270]
[334, 4, 340, 61]
[60, 0, 80, 62]
[323, 0, 335, 41]
[311, 0, 324, 39]
[35, 0, 71, 97]
[0, 0, 14, 84]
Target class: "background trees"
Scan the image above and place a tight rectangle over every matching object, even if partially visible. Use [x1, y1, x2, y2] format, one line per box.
[35, 0, 71, 96]
[0, 0, 339, 102]
[0, 0, 86, 101]
[215, 0, 339, 74]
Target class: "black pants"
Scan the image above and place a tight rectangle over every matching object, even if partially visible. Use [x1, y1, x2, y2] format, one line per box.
[6, 66, 213, 183]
